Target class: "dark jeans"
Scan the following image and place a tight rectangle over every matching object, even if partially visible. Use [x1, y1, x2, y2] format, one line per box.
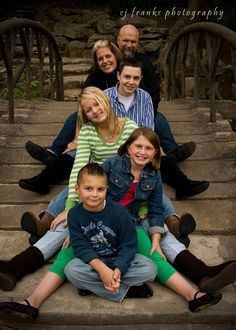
[49, 111, 178, 155]
[49, 112, 78, 154]
[154, 112, 178, 154]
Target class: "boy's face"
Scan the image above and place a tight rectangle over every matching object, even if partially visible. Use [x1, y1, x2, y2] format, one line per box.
[76, 174, 108, 212]
[117, 66, 142, 97]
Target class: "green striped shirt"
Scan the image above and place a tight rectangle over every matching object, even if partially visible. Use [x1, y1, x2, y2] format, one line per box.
[66, 118, 138, 210]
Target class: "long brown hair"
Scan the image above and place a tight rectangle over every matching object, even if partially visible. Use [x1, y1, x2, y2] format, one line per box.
[118, 127, 161, 170]
[77, 87, 120, 137]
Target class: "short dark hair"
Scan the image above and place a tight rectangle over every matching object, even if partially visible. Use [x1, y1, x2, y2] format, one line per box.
[118, 57, 143, 74]
[77, 163, 108, 184]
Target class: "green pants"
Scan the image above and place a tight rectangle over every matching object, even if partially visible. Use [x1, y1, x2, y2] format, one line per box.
[136, 226, 176, 284]
[49, 245, 75, 281]
[49, 226, 176, 283]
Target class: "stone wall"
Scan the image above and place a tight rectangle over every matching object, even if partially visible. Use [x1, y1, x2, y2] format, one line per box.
[34, 3, 169, 58]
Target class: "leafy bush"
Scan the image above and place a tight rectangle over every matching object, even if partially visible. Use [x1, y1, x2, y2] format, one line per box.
[0, 65, 49, 100]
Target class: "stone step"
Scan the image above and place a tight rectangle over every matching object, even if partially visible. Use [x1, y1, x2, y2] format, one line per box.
[0, 233, 235, 327]
[164, 182, 236, 200]
[0, 133, 217, 148]
[0, 159, 235, 183]
[2, 133, 216, 148]
[63, 75, 88, 89]
[0, 184, 66, 205]
[0, 324, 234, 330]
[1, 142, 235, 163]
[0, 99, 235, 328]
[64, 88, 81, 101]
[43, 63, 90, 75]
[0, 182, 235, 207]
[62, 57, 93, 65]
[1, 199, 235, 234]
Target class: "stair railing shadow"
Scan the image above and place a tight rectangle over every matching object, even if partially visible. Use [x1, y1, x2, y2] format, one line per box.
[164, 22, 236, 124]
[0, 17, 64, 123]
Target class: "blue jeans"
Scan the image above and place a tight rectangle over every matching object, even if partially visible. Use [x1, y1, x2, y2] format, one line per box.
[46, 187, 69, 217]
[46, 189, 176, 224]
[49, 112, 77, 154]
[138, 191, 186, 263]
[34, 223, 69, 260]
[65, 254, 156, 302]
[154, 112, 178, 154]
[44, 187, 185, 262]
[48, 111, 178, 156]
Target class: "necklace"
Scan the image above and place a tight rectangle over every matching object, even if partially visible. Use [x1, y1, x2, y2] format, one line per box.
[132, 170, 141, 181]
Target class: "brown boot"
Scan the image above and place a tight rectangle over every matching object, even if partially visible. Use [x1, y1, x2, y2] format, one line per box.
[21, 211, 55, 238]
[173, 250, 236, 291]
[166, 213, 196, 247]
[166, 213, 196, 238]
[0, 260, 17, 291]
[0, 247, 44, 291]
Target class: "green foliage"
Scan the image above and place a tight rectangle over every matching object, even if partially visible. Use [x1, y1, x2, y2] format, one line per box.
[0, 66, 48, 100]
[229, 119, 236, 132]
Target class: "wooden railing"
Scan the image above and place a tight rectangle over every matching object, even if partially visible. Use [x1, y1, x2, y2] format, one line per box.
[164, 22, 236, 122]
[0, 17, 64, 123]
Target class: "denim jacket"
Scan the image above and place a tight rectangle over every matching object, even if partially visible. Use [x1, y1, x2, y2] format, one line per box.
[102, 156, 165, 236]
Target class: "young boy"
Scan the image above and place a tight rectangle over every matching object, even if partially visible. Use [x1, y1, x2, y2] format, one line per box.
[65, 163, 157, 302]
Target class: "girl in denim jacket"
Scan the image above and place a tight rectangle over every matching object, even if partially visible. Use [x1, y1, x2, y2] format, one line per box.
[0, 129, 224, 320]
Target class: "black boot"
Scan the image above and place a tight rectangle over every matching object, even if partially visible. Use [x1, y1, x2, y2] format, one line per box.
[18, 153, 74, 194]
[0, 247, 44, 291]
[173, 250, 236, 291]
[25, 141, 56, 165]
[160, 155, 209, 199]
[168, 141, 196, 162]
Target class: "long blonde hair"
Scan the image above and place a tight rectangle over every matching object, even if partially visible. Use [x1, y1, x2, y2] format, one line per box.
[77, 87, 120, 137]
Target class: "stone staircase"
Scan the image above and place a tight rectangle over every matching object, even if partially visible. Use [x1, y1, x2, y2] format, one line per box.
[0, 63, 236, 328]
[42, 56, 92, 101]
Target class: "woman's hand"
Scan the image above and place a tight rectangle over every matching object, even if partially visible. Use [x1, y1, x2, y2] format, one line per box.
[149, 232, 166, 260]
[62, 141, 77, 154]
[62, 235, 70, 248]
[50, 210, 68, 231]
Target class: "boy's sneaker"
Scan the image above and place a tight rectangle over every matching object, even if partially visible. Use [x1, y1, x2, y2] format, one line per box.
[78, 288, 93, 296]
[125, 283, 153, 298]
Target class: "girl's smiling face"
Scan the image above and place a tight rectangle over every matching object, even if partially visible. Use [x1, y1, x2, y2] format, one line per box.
[127, 135, 157, 168]
[81, 98, 108, 124]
